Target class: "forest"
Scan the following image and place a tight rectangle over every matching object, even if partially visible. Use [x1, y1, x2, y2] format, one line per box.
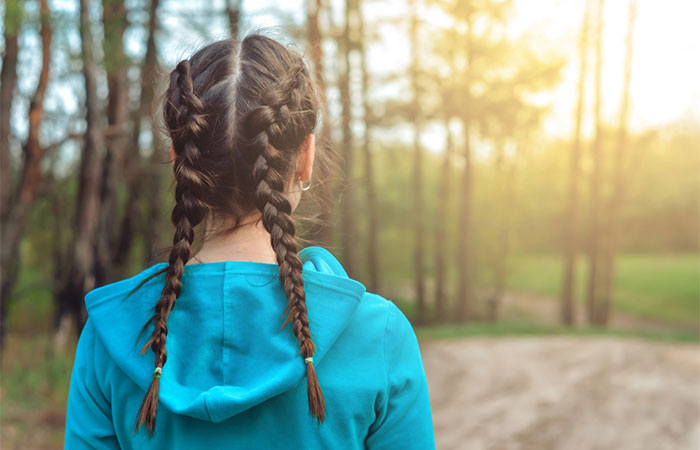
[1, 0, 698, 448]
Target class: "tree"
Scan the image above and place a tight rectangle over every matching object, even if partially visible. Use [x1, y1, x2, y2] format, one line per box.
[585, 0, 605, 325]
[226, 0, 242, 39]
[357, 0, 381, 293]
[338, 0, 357, 276]
[409, 0, 426, 323]
[111, 0, 162, 275]
[434, 121, 453, 323]
[141, 0, 167, 265]
[455, 4, 475, 322]
[434, 0, 560, 322]
[485, 139, 517, 321]
[599, 0, 637, 325]
[56, 0, 106, 346]
[305, 0, 334, 247]
[0, 0, 22, 223]
[95, 0, 130, 285]
[561, 0, 591, 326]
[1, 0, 51, 349]
[433, 24, 459, 323]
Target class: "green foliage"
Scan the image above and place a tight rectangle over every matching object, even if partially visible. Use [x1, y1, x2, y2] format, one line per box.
[3, 0, 24, 35]
[7, 257, 54, 332]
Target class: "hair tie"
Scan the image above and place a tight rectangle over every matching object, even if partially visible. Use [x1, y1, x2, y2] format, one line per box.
[304, 357, 313, 365]
[154, 367, 162, 379]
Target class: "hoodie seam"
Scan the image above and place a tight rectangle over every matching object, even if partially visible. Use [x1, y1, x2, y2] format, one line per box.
[222, 262, 229, 386]
[304, 278, 364, 300]
[381, 302, 391, 419]
[88, 263, 365, 309]
[203, 391, 214, 422]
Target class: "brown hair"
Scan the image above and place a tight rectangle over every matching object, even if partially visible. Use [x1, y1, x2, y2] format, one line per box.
[133, 35, 322, 435]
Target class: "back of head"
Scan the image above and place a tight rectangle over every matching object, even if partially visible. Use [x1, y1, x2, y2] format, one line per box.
[135, 35, 323, 435]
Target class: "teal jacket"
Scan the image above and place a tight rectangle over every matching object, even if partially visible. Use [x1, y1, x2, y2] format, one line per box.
[64, 247, 435, 449]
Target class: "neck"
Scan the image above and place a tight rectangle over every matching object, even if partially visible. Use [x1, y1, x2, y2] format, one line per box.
[188, 213, 277, 265]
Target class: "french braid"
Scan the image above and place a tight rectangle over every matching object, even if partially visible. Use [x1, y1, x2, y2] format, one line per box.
[135, 60, 212, 435]
[239, 60, 324, 423]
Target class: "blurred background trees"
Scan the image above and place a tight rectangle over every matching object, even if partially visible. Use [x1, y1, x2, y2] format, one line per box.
[1, 0, 698, 347]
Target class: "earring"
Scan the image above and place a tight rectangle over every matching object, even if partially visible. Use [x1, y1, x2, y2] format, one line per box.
[299, 176, 311, 191]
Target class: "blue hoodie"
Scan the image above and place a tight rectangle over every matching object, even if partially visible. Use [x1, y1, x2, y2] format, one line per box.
[64, 246, 435, 449]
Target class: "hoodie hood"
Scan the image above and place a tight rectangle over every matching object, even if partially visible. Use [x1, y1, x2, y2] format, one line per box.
[85, 246, 366, 423]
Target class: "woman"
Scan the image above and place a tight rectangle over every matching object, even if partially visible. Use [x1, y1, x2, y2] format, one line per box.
[65, 35, 435, 449]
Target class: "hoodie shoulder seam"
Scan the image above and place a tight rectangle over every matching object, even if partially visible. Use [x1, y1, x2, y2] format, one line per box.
[303, 274, 365, 300]
[381, 299, 392, 414]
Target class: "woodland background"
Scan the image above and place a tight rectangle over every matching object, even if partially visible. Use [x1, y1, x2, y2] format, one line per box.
[1, 0, 698, 448]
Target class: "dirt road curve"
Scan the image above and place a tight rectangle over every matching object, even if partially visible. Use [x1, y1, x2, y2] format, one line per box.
[421, 337, 700, 450]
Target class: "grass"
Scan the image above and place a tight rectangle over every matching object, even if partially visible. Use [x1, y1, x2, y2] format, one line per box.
[508, 252, 699, 325]
[2, 258, 75, 449]
[1, 333, 74, 450]
[415, 319, 700, 344]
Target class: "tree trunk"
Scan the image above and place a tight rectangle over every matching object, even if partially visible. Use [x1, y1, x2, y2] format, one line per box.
[305, 0, 334, 247]
[409, 1, 426, 323]
[456, 123, 474, 322]
[486, 141, 515, 322]
[561, 0, 591, 326]
[599, 0, 636, 326]
[585, 0, 605, 326]
[141, 0, 167, 265]
[339, 0, 356, 276]
[434, 118, 452, 323]
[455, 9, 474, 323]
[46, 171, 69, 354]
[119, 0, 163, 270]
[435, 29, 458, 323]
[143, 140, 167, 264]
[226, 0, 241, 39]
[95, 0, 129, 286]
[434, 30, 458, 324]
[357, 0, 380, 293]
[0, 0, 22, 224]
[113, 114, 141, 272]
[0, 0, 51, 350]
[56, 0, 106, 341]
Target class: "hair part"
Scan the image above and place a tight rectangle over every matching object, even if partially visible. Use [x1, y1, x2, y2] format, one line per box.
[133, 35, 323, 436]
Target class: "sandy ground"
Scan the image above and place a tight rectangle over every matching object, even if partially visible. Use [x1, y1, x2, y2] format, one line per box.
[422, 336, 700, 450]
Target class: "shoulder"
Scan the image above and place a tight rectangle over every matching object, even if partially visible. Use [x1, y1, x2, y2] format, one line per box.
[364, 292, 417, 342]
[351, 291, 419, 356]
[356, 291, 409, 327]
[300, 245, 416, 339]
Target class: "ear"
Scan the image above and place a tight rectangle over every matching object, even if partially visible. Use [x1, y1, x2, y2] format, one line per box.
[169, 143, 176, 165]
[296, 134, 316, 182]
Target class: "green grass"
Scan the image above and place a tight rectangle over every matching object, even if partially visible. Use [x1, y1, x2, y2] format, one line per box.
[508, 253, 699, 325]
[415, 320, 700, 344]
[1, 333, 74, 450]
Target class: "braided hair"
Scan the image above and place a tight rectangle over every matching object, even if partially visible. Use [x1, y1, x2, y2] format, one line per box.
[134, 36, 322, 435]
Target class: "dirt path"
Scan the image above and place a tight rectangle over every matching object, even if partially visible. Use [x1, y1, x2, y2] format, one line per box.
[421, 336, 700, 450]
